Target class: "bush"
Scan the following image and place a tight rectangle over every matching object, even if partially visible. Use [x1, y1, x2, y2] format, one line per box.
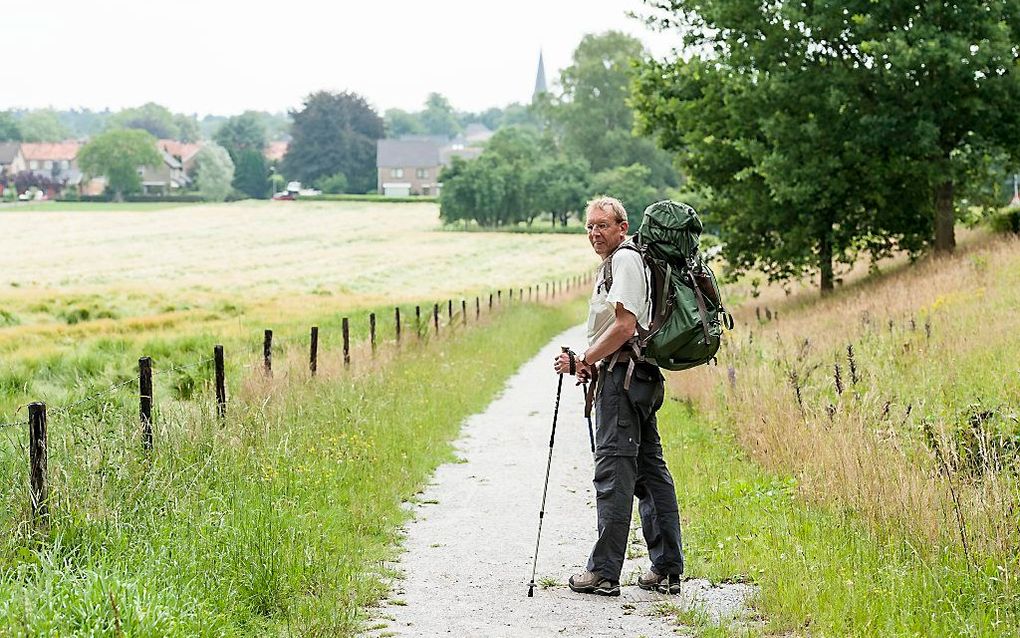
[56, 194, 206, 203]
[988, 207, 1020, 234]
[301, 193, 438, 203]
[315, 173, 349, 194]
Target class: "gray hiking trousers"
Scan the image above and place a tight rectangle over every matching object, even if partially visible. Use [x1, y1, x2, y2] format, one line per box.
[585, 361, 685, 582]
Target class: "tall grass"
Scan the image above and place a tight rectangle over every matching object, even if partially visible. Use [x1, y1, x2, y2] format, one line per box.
[0, 300, 586, 635]
[668, 231, 1020, 635]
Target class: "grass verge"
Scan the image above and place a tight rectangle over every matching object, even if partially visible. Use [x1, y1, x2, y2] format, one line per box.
[0, 299, 586, 635]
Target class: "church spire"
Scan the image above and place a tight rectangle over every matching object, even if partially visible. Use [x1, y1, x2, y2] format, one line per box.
[532, 49, 547, 101]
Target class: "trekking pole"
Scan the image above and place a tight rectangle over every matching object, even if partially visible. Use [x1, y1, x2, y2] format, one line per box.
[527, 345, 569, 598]
[581, 382, 595, 456]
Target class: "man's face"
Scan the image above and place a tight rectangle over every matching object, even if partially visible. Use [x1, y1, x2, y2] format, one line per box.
[586, 206, 628, 258]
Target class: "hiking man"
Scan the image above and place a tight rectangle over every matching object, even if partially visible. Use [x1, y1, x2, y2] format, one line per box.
[552, 196, 685, 596]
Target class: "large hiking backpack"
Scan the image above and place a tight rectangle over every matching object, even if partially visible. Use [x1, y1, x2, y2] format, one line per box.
[603, 200, 733, 371]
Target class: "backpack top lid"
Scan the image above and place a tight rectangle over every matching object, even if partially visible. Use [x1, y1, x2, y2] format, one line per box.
[635, 200, 703, 264]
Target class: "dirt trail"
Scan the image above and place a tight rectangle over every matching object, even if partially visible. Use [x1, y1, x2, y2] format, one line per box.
[365, 326, 755, 637]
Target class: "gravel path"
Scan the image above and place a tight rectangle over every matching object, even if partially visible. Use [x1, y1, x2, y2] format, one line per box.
[365, 325, 756, 637]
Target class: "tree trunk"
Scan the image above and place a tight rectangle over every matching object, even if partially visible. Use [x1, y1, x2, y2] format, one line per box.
[934, 180, 956, 255]
[819, 232, 834, 295]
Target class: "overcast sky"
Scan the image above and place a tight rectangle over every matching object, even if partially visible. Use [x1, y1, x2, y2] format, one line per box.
[3, 0, 680, 117]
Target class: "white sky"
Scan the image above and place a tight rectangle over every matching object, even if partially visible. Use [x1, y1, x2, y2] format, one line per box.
[2, 0, 680, 116]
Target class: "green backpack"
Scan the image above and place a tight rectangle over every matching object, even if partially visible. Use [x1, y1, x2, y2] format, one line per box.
[603, 200, 733, 371]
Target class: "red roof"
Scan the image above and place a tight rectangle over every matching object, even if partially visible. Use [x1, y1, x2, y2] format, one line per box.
[158, 140, 203, 163]
[265, 141, 288, 162]
[21, 142, 80, 161]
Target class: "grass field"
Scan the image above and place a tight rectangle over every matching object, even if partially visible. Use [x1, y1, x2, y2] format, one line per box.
[663, 230, 1020, 636]
[0, 200, 595, 418]
[0, 199, 600, 635]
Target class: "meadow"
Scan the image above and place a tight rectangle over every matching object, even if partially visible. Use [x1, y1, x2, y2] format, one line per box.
[0, 200, 595, 635]
[663, 230, 1020, 636]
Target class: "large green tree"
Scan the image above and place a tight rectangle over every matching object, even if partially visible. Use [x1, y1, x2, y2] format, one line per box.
[283, 91, 384, 193]
[192, 143, 234, 202]
[110, 103, 179, 139]
[0, 112, 21, 141]
[420, 93, 461, 138]
[19, 110, 70, 142]
[633, 1, 937, 292]
[552, 31, 678, 188]
[213, 112, 268, 160]
[232, 148, 269, 199]
[384, 108, 424, 137]
[78, 129, 161, 201]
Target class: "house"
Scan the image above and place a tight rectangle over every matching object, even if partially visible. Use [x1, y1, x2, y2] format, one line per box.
[17, 142, 83, 198]
[157, 140, 203, 176]
[139, 146, 189, 195]
[376, 138, 484, 197]
[264, 141, 288, 163]
[0, 142, 25, 179]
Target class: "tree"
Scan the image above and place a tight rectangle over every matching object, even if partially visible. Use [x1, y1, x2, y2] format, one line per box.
[552, 31, 678, 189]
[213, 112, 268, 161]
[857, 2, 1020, 253]
[420, 93, 460, 138]
[0, 112, 21, 141]
[233, 148, 269, 199]
[19, 110, 70, 142]
[384, 108, 424, 137]
[78, 129, 161, 201]
[193, 143, 234, 202]
[110, 103, 179, 139]
[527, 156, 590, 226]
[315, 172, 349, 194]
[633, 2, 935, 293]
[173, 114, 202, 143]
[590, 164, 659, 231]
[283, 90, 384, 193]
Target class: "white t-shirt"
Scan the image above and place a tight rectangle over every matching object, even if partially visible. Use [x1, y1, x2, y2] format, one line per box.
[586, 239, 652, 347]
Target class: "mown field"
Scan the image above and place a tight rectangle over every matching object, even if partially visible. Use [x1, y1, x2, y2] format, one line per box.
[0, 200, 596, 635]
[662, 230, 1020, 636]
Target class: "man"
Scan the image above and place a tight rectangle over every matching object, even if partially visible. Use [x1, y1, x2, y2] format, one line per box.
[553, 196, 684, 597]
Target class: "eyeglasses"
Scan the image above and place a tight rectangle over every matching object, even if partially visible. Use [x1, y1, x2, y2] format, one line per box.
[585, 221, 619, 233]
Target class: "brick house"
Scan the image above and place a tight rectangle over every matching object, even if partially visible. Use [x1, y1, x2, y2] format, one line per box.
[376, 138, 483, 197]
[158, 140, 203, 176]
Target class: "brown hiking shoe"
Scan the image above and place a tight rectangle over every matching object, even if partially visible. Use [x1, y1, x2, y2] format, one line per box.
[568, 570, 620, 596]
[638, 569, 682, 594]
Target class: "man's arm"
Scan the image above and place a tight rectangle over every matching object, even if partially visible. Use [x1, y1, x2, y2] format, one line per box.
[554, 303, 635, 376]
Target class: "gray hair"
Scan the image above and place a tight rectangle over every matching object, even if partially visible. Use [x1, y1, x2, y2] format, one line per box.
[585, 196, 628, 223]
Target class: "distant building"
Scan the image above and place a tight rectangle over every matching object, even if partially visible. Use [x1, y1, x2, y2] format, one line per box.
[158, 140, 203, 176]
[376, 138, 484, 197]
[19, 142, 83, 197]
[139, 146, 189, 195]
[533, 50, 548, 101]
[264, 141, 288, 163]
[0, 142, 24, 178]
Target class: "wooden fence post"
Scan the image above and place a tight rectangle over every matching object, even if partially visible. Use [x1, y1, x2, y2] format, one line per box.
[462, 299, 467, 325]
[509, 288, 513, 303]
[28, 402, 47, 524]
[214, 345, 226, 420]
[498, 289, 502, 305]
[370, 313, 377, 355]
[342, 317, 350, 367]
[489, 293, 493, 311]
[263, 330, 273, 376]
[433, 303, 439, 334]
[519, 288, 522, 302]
[139, 357, 153, 452]
[415, 305, 421, 341]
[475, 296, 480, 319]
[448, 299, 453, 322]
[310, 327, 319, 376]
[395, 307, 401, 344]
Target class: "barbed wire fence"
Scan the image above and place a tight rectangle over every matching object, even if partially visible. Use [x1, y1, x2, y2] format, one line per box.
[2, 274, 594, 526]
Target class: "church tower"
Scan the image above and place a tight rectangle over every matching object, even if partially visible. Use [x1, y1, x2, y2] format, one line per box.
[532, 50, 548, 101]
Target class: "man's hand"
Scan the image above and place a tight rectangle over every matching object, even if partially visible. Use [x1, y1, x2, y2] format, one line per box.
[553, 351, 591, 379]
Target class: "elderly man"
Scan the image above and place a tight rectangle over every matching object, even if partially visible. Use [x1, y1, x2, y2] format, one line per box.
[553, 196, 684, 597]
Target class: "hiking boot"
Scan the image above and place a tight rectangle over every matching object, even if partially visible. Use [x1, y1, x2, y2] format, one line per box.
[637, 569, 682, 595]
[568, 570, 620, 596]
